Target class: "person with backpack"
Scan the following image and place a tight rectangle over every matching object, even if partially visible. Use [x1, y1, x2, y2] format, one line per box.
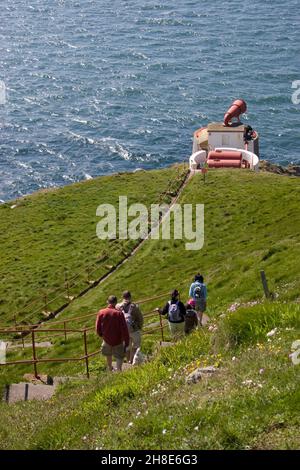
[117, 291, 144, 364]
[184, 300, 198, 334]
[157, 289, 186, 340]
[189, 274, 207, 327]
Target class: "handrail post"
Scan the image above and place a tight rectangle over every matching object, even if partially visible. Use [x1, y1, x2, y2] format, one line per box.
[64, 321, 67, 342]
[158, 311, 164, 344]
[83, 329, 89, 379]
[31, 330, 38, 378]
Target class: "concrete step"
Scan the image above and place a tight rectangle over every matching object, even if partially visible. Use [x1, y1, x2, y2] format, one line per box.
[111, 361, 132, 371]
[3, 382, 56, 404]
[159, 341, 175, 348]
[8, 341, 53, 350]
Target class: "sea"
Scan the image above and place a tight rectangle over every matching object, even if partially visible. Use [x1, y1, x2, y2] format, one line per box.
[0, 0, 299, 201]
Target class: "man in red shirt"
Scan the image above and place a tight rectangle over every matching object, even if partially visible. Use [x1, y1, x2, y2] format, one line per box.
[95, 295, 130, 371]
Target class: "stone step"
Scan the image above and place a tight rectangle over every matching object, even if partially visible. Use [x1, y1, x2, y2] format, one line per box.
[111, 361, 132, 371]
[8, 341, 53, 350]
[3, 382, 56, 404]
[159, 341, 175, 348]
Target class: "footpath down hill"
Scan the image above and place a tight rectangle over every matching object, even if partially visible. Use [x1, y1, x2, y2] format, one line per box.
[0, 167, 300, 449]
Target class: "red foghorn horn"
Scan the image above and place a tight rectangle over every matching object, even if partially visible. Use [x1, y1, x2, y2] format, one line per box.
[223, 99, 247, 127]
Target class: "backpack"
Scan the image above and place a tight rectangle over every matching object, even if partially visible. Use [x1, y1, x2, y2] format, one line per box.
[120, 303, 135, 328]
[194, 283, 205, 299]
[168, 301, 182, 322]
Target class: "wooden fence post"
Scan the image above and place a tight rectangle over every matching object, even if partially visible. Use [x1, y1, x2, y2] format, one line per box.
[83, 330, 90, 379]
[260, 270, 271, 299]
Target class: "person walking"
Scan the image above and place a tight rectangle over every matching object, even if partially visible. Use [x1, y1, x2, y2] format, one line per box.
[189, 274, 207, 326]
[184, 300, 198, 334]
[157, 289, 186, 340]
[117, 291, 144, 364]
[95, 295, 129, 371]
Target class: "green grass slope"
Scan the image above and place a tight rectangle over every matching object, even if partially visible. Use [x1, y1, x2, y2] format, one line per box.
[1, 303, 299, 450]
[46, 169, 300, 321]
[0, 168, 300, 449]
[0, 165, 187, 325]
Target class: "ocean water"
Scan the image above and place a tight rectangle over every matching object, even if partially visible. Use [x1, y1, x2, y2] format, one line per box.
[0, 0, 299, 201]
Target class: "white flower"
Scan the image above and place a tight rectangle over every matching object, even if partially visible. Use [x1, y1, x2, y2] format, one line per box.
[194, 426, 199, 431]
[266, 328, 277, 338]
[259, 368, 264, 374]
[232, 356, 237, 361]
[128, 422, 133, 428]
[162, 429, 167, 435]
[82, 436, 87, 441]
[242, 379, 254, 386]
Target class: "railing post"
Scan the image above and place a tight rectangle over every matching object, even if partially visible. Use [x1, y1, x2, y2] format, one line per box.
[83, 329, 90, 379]
[260, 270, 271, 299]
[31, 330, 38, 378]
[158, 312, 164, 343]
[64, 321, 67, 342]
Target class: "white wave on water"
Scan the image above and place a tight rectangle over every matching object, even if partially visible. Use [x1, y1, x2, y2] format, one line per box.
[71, 118, 88, 125]
[66, 133, 133, 161]
[0, 0, 299, 202]
[16, 161, 31, 170]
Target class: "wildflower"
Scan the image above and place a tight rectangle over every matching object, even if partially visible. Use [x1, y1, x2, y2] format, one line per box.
[259, 368, 264, 374]
[128, 422, 133, 428]
[266, 328, 278, 338]
[242, 379, 254, 387]
[232, 356, 237, 361]
[194, 426, 199, 431]
[162, 429, 167, 435]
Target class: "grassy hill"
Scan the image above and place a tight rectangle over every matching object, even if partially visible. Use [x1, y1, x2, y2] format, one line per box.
[0, 165, 187, 325]
[0, 167, 299, 449]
